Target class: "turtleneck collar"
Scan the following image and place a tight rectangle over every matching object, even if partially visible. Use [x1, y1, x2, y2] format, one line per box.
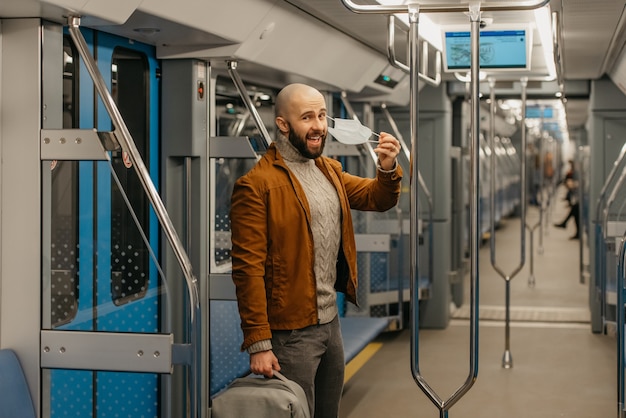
[274, 132, 311, 164]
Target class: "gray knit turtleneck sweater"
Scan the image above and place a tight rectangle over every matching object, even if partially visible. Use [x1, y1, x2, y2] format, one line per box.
[274, 133, 341, 324]
[246, 134, 342, 354]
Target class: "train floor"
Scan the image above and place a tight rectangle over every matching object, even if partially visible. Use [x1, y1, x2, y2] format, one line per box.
[339, 186, 616, 418]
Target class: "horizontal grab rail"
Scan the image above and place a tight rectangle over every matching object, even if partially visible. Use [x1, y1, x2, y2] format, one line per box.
[340, 0, 551, 14]
[386, 16, 441, 87]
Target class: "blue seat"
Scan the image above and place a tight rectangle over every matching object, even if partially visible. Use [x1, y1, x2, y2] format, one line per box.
[0, 349, 36, 418]
[209, 301, 389, 396]
[339, 316, 388, 363]
[210, 301, 251, 397]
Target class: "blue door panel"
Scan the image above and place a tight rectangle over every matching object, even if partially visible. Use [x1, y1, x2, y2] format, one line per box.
[50, 28, 161, 418]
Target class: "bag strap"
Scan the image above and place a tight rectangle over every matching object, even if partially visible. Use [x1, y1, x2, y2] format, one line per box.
[270, 371, 310, 417]
[272, 371, 288, 382]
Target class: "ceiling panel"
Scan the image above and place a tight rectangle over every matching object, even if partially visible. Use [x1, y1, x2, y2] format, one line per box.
[283, 0, 626, 136]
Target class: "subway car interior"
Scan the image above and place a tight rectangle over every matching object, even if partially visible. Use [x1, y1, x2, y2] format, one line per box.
[1, 0, 626, 416]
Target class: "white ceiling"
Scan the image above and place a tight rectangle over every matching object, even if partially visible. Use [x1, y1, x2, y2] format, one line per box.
[2, 0, 626, 135]
[284, 0, 626, 132]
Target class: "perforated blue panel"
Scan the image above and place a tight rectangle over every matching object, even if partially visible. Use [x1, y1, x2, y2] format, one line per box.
[210, 301, 250, 397]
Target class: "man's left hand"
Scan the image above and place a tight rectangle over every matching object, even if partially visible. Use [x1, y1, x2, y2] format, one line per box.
[375, 132, 401, 171]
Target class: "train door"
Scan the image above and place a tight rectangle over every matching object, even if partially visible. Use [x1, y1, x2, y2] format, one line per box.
[42, 28, 164, 417]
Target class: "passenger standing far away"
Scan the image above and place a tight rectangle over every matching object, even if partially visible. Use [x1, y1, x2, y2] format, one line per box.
[554, 159, 580, 239]
[229, 83, 403, 418]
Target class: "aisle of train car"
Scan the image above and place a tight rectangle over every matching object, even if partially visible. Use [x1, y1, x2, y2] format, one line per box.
[339, 185, 615, 417]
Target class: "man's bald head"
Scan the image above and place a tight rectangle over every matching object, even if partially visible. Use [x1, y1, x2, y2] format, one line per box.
[275, 83, 325, 120]
[274, 83, 328, 159]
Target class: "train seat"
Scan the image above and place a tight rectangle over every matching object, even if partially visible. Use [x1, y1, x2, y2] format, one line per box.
[339, 316, 388, 364]
[0, 348, 36, 418]
[209, 300, 250, 397]
[209, 300, 389, 396]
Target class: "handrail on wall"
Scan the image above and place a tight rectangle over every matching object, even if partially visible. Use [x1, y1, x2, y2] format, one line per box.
[339, 1, 551, 416]
[386, 15, 441, 87]
[67, 16, 202, 418]
[227, 61, 273, 148]
[380, 103, 434, 297]
[338, 92, 379, 165]
[340, 0, 550, 14]
[597, 142, 626, 237]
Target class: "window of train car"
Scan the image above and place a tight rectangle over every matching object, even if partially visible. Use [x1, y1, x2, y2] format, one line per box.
[109, 48, 150, 306]
[49, 37, 80, 328]
[212, 77, 277, 270]
[215, 75, 276, 152]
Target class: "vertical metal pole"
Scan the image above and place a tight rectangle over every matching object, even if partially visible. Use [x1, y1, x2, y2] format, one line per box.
[525, 85, 538, 288]
[538, 109, 545, 254]
[578, 147, 586, 284]
[409, 2, 423, 389]
[519, 77, 529, 283]
[467, 2, 481, 388]
[184, 158, 192, 256]
[519, 77, 529, 291]
[618, 237, 626, 418]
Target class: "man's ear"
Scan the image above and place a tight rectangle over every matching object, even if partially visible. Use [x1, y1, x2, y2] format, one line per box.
[275, 117, 289, 134]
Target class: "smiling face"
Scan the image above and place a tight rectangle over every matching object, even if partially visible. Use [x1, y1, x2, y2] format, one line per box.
[275, 84, 328, 159]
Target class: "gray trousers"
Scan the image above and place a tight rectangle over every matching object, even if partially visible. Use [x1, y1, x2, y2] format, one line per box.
[271, 315, 345, 418]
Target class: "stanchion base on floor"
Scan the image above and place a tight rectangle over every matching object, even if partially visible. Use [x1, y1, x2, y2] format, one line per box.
[502, 350, 513, 369]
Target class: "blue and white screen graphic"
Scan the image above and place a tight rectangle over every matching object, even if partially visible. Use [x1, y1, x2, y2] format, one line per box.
[445, 30, 527, 70]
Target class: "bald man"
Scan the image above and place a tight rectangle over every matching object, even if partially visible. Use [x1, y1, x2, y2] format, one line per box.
[230, 83, 403, 417]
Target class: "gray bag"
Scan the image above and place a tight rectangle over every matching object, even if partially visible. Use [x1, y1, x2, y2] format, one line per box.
[211, 371, 310, 418]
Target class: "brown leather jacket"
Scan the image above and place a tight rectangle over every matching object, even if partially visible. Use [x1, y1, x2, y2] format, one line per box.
[230, 144, 403, 350]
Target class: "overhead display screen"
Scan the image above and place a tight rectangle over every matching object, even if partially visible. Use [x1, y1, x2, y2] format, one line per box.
[443, 29, 530, 72]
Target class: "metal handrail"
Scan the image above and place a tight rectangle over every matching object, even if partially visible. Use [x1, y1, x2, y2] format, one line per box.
[339, 1, 551, 416]
[597, 142, 626, 237]
[525, 108, 547, 286]
[340, 0, 550, 14]
[602, 163, 626, 329]
[68, 17, 201, 418]
[537, 128, 546, 253]
[338, 92, 378, 164]
[617, 234, 626, 418]
[578, 146, 588, 284]
[386, 16, 441, 87]
[380, 103, 434, 297]
[593, 142, 626, 330]
[603, 163, 626, 239]
[227, 61, 273, 147]
[488, 77, 527, 369]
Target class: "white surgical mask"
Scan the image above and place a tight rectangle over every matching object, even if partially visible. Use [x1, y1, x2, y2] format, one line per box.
[326, 116, 379, 145]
